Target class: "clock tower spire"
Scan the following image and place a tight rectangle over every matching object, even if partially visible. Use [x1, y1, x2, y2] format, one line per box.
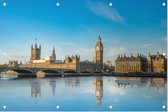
[95, 35, 103, 71]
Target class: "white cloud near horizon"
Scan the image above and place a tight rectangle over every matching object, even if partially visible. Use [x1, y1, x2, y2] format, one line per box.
[162, 37, 167, 42]
[108, 47, 126, 57]
[87, 1, 126, 24]
[141, 44, 152, 48]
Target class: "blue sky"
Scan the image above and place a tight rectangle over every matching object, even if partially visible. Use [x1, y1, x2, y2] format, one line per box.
[0, 0, 167, 64]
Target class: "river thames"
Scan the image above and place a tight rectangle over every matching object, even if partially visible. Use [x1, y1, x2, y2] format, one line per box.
[0, 76, 167, 111]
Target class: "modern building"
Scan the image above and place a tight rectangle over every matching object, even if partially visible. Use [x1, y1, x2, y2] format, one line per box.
[115, 54, 148, 73]
[147, 52, 167, 73]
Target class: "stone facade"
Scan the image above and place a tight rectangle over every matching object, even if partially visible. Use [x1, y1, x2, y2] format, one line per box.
[8, 60, 19, 67]
[115, 54, 148, 73]
[21, 36, 103, 71]
[147, 52, 167, 73]
[51, 46, 56, 63]
[79, 60, 96, 71]
[30, 44, 41, 61]
[103, 60, 115, 72]
[95, 36, 103, 71]
[21, 55, 80, 70]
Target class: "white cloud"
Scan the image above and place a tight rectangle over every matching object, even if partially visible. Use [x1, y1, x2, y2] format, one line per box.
[162, 37, 167, 42]
[108, 47, 126, 57]
[142, 44, 152, 48]
[87, 1, 126, 24]
[0, 51, 6, 56]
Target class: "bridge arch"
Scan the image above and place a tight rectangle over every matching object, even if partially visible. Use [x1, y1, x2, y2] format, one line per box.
[40, 69, 60, 74]
[2, 68, 34, 74]
[80, 71, 91, 73]
[13, 69, 34, 74]
[93, 71, 100, 73]
[63, 70, 78, 73]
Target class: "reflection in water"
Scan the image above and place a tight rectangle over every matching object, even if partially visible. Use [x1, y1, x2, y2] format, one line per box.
[0, 76, 166, 111]
[31, 80, 41, 98]
[147, 78, 166, 90]
[49, 79, 56, 96]
[114, 77, 166, 90]
[64, 77, 80, 87]
[95, 76, 103, 108]
[115, 77, 146, 88]
[31, 79, 41, 104]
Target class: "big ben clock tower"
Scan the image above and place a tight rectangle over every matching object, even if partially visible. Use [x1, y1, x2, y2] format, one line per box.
[95, 35, 103, 71]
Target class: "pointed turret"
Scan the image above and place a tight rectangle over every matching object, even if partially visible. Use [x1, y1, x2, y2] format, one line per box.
[51, 46, 56, 63]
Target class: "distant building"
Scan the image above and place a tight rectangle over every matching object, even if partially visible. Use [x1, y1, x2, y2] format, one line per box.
[30, 44, 41, 61]
[95, 36, 103, 71]
[21, 36, 103, 72]
[55, 60, 62, 64]
[8, 60, 19, 67]
[103, 60, 114, 72]
[115, 54, 148, 73]
[21, 55, 80, 70]
[31, 56, 55, 64]
[79, 60, 96, 72]
[51, 46, 56, 63]
[147, 52, 167, 73]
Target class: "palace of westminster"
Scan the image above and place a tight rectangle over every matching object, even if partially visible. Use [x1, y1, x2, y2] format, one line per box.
[4, 36, 167, 73]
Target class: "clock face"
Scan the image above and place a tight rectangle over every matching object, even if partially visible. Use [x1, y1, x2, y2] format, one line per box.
[96, 46, 99, 51]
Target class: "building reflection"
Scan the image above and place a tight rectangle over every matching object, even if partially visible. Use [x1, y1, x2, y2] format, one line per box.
[147, 78, 166, 90]
[64, 77, 80, 87]
[115, 77, 146, 88]
[49, 79, 56, 96]
[95, 76, 103, 108]
[30, 79, 41, 103]
[114, 77, 166, 90]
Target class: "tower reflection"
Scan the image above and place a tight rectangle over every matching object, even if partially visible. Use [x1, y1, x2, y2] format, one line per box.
[30, 79, 41, 104]
[95, 76, 103, 108]
[49, 79, 56, 96]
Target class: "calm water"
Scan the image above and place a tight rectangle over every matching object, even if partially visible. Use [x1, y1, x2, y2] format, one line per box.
[0, 76, 167, 111]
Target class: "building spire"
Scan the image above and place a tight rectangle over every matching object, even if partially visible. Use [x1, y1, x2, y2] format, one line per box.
[98, 35, 101, 41]
[51, 46, 56, 63]
[52, 46, 55, 55]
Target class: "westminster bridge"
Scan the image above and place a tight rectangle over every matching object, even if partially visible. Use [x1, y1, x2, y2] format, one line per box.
[0, 67, 101, 77]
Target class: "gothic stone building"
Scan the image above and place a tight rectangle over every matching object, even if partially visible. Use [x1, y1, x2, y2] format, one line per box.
[147, 52, 167, 73]
[21, 36, 103, 72]
[115, 54, 148, 73]
[95, 36, 103, 71]
[30, 44, 41, 61]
